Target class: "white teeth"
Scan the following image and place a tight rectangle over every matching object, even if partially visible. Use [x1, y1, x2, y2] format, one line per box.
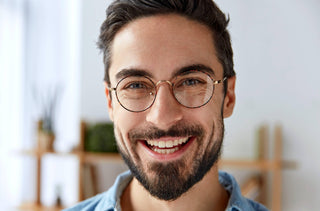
[146, 137, 189, 150]
[154, 147, 179, 154]
[165, 141, 173, 148]
[174, 139, 179, 146]
[158, 141, 166, 148]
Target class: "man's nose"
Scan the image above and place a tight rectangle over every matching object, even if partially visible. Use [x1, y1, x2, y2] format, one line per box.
[146, 82, 183, 129]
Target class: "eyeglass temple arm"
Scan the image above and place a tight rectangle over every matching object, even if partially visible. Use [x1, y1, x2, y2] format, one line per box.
[213, 77, 227, 85]
[107, 87, 116, 91]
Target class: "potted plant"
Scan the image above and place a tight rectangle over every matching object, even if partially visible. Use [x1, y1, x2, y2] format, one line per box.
[84, 122, 118, 153]
[36, 85, 62, 152]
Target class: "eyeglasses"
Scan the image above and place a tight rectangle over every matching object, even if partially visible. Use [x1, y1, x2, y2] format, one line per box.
[108, 70, 227, 112]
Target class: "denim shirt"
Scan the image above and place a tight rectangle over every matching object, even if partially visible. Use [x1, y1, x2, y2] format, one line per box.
[64, 171, 269, 211]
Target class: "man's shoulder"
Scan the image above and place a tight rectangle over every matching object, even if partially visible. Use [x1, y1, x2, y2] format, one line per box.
[219, 171, 269, 211]
[245, 198, 269, 211]
[247, 199, 268, 211]
[62, 192, 109, 211]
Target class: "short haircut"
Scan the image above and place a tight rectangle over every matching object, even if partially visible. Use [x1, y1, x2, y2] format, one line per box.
[98, 0, 235, 91]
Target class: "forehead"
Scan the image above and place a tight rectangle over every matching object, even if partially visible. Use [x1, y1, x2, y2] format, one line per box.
[109, 14, 223, 83]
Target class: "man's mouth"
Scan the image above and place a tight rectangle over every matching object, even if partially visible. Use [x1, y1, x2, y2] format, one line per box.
[144, 137, 191, 154]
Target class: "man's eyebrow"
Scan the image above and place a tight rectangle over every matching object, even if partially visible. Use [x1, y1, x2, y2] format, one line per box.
[115, 68, 153, 81]
[172, 64, 216, 78]
[114, 64, 215, 81]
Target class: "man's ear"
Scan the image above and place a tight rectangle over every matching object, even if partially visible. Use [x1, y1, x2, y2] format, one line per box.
[223, 76, 236, 118]
[104, 82, 114, 122]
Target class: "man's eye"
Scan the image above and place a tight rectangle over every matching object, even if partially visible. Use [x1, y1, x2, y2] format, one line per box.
[181, 78, 202, 86]
[125, 82, 147, 90]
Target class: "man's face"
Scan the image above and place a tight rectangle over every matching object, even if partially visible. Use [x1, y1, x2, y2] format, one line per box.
[106, 14, 235, 200]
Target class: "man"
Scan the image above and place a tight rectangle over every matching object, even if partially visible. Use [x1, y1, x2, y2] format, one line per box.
[66, 0, 268, 210]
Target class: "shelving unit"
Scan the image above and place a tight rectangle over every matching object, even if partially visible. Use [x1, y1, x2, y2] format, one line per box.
[17, 120, 122, 210]
[17, 123, 296, 211]
[17, 149, 121, 210]
[219, 125, 296, 210]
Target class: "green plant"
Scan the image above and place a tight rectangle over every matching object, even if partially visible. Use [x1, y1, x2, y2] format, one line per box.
[84, 122, 118, 153]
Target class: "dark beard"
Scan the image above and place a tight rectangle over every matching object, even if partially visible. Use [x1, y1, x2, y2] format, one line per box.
[117, 121, 224, 201]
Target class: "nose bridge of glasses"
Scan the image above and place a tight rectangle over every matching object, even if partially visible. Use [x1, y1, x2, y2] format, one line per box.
[155, 80, 173, 90]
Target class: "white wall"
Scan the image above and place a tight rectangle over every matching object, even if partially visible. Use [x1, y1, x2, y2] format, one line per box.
[214, 1, 320, 210]
[80, 0, 112, 122]
[80, 1, 320, 210]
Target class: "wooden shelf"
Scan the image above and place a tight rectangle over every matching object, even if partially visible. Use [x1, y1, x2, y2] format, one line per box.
[19, 149, 296, 170]
[18, 149, 121, 161]
[17, 149, 80, 156]
[83, 152, 121, 163]
[19, 149, 291, 170]
[219, 159, 296, 171]
[220, 159, 275, 170]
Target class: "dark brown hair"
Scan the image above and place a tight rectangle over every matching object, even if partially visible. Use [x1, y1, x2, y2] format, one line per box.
[98, 0, 235, 90]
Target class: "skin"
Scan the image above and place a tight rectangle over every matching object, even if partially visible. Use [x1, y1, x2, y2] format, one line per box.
[105, 14, 236, 211]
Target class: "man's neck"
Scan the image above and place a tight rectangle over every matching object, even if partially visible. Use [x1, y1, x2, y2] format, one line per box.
[120, 166, 229, 211]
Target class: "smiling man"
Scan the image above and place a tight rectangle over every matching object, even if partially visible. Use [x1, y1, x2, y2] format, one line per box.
[65, 0, 268, 210]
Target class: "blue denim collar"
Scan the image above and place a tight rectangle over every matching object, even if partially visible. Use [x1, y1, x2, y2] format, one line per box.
[102, 170, 268, 211]
[65, 170, 268, 211]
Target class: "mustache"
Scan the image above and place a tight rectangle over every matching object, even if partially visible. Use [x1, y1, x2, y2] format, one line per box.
[129, 123, 205, 141]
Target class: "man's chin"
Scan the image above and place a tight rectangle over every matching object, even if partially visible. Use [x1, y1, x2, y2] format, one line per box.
[120, 143, 221, 201]
[140, 161, 191, 201]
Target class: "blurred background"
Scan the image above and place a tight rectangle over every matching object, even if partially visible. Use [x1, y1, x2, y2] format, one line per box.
[0, 0, 319, 210]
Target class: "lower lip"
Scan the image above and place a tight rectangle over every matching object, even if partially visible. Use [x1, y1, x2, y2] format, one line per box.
[139, 137, 196, 161]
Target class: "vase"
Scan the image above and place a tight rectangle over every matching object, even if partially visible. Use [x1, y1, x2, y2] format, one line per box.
[38, 131, 55, 151]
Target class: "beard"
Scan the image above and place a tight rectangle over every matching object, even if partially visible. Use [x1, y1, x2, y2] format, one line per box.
[115, 120, 224, 201]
